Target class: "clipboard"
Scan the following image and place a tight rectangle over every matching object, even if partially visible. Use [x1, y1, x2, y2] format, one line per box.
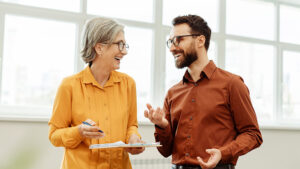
[89, 141, 162, 149]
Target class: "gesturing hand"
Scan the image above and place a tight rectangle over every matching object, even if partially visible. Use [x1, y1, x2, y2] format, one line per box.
[144, 103, 168, 128]
[197, 149, 222, 169]
[78, 119, 105, 139]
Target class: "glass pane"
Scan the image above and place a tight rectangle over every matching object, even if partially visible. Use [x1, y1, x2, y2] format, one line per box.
[119, 27, 152, 122]
[87, 0, 153, 23]
[226, 0, 275, 40]
[225, 40, 274, 121]
[165, 39, 217, 91]
[283, 51, 300, 120]
[280, 5, 300, 45]
[163, 0, 219, 32]
[1, 15, 75, 112]
[0, 0, 80, 12]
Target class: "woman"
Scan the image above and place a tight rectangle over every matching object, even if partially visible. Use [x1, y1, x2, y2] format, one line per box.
[48, 17, 144, 169]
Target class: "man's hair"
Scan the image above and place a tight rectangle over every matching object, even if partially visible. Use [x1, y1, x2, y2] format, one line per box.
[172, 14, 211, 50]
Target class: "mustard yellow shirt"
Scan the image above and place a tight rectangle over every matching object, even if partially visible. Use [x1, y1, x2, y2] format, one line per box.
[48, 66, 140, 169]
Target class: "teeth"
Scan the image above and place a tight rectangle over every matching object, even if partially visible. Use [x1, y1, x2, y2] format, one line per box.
[115, 57, 121, 60]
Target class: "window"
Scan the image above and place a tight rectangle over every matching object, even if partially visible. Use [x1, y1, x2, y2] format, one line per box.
[282, 51, 300, 120]
[226, 0, 275, 40]
[163, 0, 219, 31]
[0, 15, 75, 116]
[1, 0, 300, 127]
[280, 5, 300, 45]
[87, 0, 154, 23]
[225, 40, 274, 121]
[119, 27, 153, 121]
[0, 0, 80, 12]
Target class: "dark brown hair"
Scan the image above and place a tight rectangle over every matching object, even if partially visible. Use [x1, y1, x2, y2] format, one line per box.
[172, 14, 211, 50]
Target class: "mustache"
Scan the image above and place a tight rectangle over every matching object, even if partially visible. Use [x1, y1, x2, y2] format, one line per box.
[172, 49, 184, 56]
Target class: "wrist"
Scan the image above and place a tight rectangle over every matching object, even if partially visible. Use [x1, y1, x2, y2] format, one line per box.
[156, 120, 168, 129]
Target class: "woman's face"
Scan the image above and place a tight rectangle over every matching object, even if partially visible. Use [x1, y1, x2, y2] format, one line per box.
[97, 31, 128, 71]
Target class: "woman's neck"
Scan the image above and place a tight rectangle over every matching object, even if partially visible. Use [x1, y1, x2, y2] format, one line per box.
[90, 63, 111, 87]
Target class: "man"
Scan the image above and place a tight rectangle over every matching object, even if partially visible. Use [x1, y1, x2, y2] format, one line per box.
[144, 15, 263, 169]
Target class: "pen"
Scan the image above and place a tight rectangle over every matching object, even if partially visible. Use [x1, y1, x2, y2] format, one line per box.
[82, 121, 104, 133]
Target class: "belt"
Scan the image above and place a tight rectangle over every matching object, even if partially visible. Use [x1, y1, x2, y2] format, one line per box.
[171, 164, 235, 169]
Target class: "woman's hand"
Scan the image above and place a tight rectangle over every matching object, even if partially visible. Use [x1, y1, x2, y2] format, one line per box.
[78, 119, 105, 139]
[125, 134, 145, 155]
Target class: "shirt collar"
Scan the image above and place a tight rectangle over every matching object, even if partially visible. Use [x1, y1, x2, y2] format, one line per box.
[82, 66, 121, 88]
[182, 60, 217, 83]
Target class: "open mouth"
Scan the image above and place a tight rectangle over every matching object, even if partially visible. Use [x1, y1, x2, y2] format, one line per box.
[114, 57, 121, 61]
[174, 53, 182, 60]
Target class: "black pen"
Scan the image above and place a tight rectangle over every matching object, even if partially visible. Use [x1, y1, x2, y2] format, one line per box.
[82, 121, 104, 133]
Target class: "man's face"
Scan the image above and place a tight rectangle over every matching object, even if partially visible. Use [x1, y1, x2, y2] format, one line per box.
[168, 24, 198, 68]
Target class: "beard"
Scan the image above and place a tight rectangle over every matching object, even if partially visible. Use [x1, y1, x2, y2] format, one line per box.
[174, 47, 198, 68]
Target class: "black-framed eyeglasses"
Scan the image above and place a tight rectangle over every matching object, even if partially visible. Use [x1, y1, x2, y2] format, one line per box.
[112, 41, 129, 51]
[166, 34, 200, 48]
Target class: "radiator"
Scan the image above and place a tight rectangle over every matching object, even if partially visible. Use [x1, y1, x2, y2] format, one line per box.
[131, 158, 172, 169]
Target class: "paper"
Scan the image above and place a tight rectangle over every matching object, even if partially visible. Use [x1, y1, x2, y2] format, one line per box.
[89, 141, 162, 149]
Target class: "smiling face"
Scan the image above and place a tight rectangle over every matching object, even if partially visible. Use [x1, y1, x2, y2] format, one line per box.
[94, 31, 128, 71]
[169, 24, 198, 68]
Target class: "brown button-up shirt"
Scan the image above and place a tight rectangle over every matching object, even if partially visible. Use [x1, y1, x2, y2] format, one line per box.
[155, 61, 263, 166]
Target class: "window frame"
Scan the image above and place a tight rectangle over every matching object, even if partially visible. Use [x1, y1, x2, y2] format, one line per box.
[0, 0, 300, 129]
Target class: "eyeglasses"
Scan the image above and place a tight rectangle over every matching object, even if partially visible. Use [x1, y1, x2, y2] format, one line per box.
[166, 34, 200, 48]
[112, 41, 129, 51]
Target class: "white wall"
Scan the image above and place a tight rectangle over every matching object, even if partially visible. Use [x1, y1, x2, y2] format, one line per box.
[0, 120, 299, 169]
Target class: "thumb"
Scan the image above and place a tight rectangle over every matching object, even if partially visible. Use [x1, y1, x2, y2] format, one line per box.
[197, 156, 205, 165]
[206, 149, 215, 155]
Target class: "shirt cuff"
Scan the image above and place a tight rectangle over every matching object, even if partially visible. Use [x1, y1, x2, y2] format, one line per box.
[155, 124, 171, 136]
[219, 146, 232, 163]
[72, 126, 85, 142]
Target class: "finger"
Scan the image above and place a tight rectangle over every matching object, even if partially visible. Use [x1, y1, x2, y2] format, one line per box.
[85, 119, 96, 126]
[144, 110, 149, 118]
[127, 147, 144, 155]
[206, 149, 214, 154]
[146, 103, 152, 110]
[85, 126, 102, 132]
[197, 156, 207, 168]
[83, 131, 104, 138]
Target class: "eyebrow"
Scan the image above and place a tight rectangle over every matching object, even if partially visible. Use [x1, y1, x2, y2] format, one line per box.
[114, 40, 126, 43]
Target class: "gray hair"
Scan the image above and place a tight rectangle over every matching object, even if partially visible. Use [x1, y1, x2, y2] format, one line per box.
[80, 17, 124, 64]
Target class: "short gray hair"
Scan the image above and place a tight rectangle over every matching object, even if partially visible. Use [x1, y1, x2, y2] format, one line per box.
[80, 17, 124, 64]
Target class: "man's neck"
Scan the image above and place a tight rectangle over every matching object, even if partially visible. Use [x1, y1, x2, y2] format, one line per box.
[187, 54, 209, 82]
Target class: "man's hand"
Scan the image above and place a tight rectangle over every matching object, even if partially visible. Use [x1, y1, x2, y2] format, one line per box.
[144, 103, 169, 128]
[78, 119, 105, 139]
[197, 148, 222, 169]
[125, 134, 145, 155]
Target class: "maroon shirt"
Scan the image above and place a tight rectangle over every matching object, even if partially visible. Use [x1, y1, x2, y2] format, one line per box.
[155, 61, 262, 166]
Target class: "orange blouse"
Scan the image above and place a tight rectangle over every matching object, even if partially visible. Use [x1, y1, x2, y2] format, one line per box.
[49, 66, 140, 169]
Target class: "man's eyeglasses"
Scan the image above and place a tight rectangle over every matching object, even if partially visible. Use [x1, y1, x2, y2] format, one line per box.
[166, 34, 200, 48]
[112, 41, 129, 51]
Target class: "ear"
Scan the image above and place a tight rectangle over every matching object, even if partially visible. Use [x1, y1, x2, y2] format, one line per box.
[196, 35, 206, 48]
[94, 43, 104, 55]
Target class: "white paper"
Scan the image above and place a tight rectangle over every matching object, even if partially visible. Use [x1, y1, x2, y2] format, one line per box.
[89, 141, 161, 149]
